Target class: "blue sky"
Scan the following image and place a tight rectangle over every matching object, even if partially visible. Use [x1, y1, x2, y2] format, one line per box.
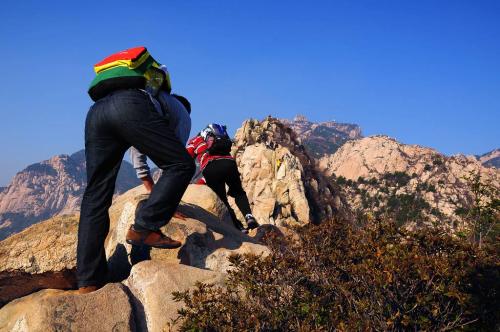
[0, 0, 499, 186]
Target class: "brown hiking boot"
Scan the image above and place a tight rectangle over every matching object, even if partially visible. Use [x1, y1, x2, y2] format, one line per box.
[76, 285, 100, 294]
[126, 226, 182, 249]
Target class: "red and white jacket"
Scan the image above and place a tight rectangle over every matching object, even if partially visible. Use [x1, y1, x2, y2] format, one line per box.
[186, 135, 234, 171]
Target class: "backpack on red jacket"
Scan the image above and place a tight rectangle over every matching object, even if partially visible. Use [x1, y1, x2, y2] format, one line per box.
[201, 124, 233, 155]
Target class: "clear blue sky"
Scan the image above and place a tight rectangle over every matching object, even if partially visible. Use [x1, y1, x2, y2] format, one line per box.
[0, 0, 499, 186]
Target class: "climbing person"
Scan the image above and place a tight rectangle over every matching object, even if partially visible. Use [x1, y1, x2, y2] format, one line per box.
[186, 124, 259, 232]
[77, 47, 195, 294]
[129, 65, 192, 193]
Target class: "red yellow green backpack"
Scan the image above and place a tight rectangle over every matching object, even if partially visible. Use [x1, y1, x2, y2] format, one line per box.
[88, 46, 171, 101]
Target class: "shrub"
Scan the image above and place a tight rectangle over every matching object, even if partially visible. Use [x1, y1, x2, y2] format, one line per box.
[383, 171, 411, 187]
[172, 219, 499, 331]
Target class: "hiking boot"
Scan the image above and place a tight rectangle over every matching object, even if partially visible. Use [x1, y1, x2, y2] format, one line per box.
[76, 285, 100, 294]
[245, 214, 259, 230]
[126, 225, 182, 249]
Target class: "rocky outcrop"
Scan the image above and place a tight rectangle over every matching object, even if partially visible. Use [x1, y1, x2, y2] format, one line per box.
[0, 283, 134, 332]
[280, 115, 362, 157]
[0, 215, 78, 306]
[105, 185, 269, 281]
[477, 148, 500, 168]
[0, 183, 269, 307]
[318, 136, 500, 229]
[231, 117, 351, 226]
[125, 261, 225, 332]
[0, 150, 141, 241]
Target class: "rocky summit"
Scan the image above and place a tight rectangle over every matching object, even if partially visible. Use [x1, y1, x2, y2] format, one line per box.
[318, 135, 500, 230]
[0, 150, 140, 241]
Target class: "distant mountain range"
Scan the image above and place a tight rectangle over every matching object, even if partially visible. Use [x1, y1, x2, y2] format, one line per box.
[280, 115, 362, 158]
[0, 150, 140, 240]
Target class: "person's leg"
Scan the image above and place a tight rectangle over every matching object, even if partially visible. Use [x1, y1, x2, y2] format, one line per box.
[203, 160, 244, 230]
[77, 99, 129, 288]
[224, 160, 252, 215]
[224, 159, 259, 229]
[109, 89, 195, 231]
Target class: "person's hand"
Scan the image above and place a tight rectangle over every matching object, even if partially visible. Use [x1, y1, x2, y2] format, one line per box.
[141, 175, 155, 193]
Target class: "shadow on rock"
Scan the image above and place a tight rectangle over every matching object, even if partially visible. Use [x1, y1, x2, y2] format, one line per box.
[107, 243, 151, 283]
[175, 203, 269, 270]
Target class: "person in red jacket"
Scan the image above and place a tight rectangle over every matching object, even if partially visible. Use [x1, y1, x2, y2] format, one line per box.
[187, 124, 259, 232]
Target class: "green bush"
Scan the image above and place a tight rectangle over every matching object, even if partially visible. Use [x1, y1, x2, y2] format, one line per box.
[172, 219, 499, 331]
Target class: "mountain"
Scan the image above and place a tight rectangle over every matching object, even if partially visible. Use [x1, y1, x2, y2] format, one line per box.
[280, 115, 362, 158]
[317, 136, 500, 230]
[0, 150, 141, 240]
[477, 148, 500, 168]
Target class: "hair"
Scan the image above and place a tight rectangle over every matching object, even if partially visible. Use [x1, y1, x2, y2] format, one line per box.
[172, 94, 191, 114]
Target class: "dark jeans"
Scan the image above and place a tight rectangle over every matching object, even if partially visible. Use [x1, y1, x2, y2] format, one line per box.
[77, 89, 195, 287]
[202, 159, 252, 229]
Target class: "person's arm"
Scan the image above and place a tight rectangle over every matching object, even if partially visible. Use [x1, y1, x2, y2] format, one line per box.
[130, 147, 154, 192]
[194, 136, 209, 156]
[186, 136, 198, 158]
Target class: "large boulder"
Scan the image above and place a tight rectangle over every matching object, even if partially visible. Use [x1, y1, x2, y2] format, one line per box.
[125, 261, 225, 332]
[105, 185, 269, 280]
[0, 215, 78, 306]
[0, 283, 134, 332]
[181, 184, 231, 222]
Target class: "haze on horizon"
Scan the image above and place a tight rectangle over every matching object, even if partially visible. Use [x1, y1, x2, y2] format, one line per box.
[0, 0, 499, 186]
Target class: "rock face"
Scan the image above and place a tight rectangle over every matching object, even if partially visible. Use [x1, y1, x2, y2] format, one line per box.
[477, 148, 500, 168]
[0, 283, 134, 332]
[0, 150, 141, 241]
[125, 261, 225, 332]
[0, 183, 268, 308]
[280, 115, 362, 158]
[231, 117, 351, 226]
[318, 136, 500, 229]
[0, 215, 78, 306]
[105, 185, 269, 281]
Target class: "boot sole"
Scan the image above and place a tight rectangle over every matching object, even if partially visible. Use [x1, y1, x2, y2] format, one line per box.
[126, 239, 182, 249]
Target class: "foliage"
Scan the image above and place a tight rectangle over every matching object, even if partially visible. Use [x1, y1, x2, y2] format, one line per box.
[172, 219, 499, 331]
[455, 171, 500, 248]
[382, 171, 411, 187]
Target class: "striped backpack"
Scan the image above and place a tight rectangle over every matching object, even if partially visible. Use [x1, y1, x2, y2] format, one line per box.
[88, 46, 170, 101]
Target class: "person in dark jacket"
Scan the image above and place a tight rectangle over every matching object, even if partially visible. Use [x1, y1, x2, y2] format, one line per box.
[77, 49, 195, 294]
[186, 124, 259, 232]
